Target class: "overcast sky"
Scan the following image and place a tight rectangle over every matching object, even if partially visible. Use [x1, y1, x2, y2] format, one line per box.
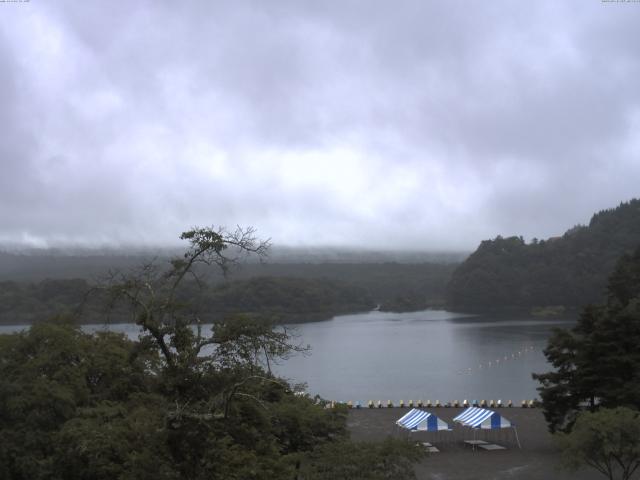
[1, 1, 639, 251]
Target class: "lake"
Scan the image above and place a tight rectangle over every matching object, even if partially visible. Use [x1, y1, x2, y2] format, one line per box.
[0, 309, 574, 403]
[273, 309, 575, 404]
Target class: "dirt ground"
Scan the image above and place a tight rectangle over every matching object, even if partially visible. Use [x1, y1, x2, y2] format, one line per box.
[347, 407, 616, 480]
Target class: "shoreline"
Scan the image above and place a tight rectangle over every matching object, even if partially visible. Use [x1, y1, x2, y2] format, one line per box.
[0, 304, 582, 327]
[0, 305, 579, 327]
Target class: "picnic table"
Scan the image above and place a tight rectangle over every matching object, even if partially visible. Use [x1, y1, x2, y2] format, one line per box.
[464, 440, 488, 450]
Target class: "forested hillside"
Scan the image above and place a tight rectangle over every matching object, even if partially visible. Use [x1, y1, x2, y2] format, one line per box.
[0, 276, 376, 325]
[0, 260, 457, 324]
[446, 199, 640, 310]
[234, 263, 457, 311]
[196, 276, 376, 322]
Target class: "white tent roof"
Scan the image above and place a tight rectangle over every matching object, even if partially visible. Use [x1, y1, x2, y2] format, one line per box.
[453, 407, 513, 429]
[396, 408, 451, 432]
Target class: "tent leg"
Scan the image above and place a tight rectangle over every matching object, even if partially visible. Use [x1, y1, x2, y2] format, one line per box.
[513, 427, 521, 449]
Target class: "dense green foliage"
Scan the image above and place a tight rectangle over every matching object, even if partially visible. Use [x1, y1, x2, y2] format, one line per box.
[0, 227, 424, 479]
[0, 261, 458, 325]
[0, 320, 349, 479]
[556, 407, 640, 480]
[198, 276, 375, 322]
[232, 263, 456, 312]
[0, 279, 88, 324]
[447, 199, 640, 309]
[0, 228, 419, 480]
[0, 276, 375, 325]
[533, 246, 640, 432]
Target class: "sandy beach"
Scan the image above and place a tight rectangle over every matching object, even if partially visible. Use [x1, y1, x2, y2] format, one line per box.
[347, 407, 609, 480]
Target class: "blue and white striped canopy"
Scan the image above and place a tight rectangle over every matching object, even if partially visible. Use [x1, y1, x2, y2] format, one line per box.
[396, 409, 451, 432]
[453, 407, 513, 429]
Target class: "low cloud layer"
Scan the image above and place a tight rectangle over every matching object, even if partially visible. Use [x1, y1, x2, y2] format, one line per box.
[1, 1, 639, 250]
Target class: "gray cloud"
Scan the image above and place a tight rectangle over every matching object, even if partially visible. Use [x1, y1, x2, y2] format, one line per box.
[0, 0, 639, 250]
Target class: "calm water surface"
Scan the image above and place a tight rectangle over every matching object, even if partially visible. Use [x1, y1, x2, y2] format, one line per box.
[274, 309, 574, 403]
[0, 309, 574, 403]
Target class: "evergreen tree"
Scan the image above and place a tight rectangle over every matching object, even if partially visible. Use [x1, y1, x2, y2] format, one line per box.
[534, 246, 640, 432]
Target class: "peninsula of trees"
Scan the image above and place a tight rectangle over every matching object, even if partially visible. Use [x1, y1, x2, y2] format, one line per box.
[446, 199, 640, 310]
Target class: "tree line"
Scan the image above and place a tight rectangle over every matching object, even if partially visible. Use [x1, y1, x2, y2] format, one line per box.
[0, 261, 458, 325]
[447, 199, 640, 310]
[0, 275, 376, 326]
[535, 245, 640, 479]
[0, 226, 423, 480]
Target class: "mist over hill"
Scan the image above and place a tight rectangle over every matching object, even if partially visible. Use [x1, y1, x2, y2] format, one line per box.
[0, 246, 462, 325]
[0, 246, 465, 282]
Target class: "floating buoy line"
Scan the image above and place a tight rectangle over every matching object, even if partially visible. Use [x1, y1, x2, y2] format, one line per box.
[456, 345, 536, 376]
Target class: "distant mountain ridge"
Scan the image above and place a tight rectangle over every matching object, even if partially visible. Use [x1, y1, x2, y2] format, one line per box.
[446, 199, 640, 310]
[0, 247, 465, 282]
